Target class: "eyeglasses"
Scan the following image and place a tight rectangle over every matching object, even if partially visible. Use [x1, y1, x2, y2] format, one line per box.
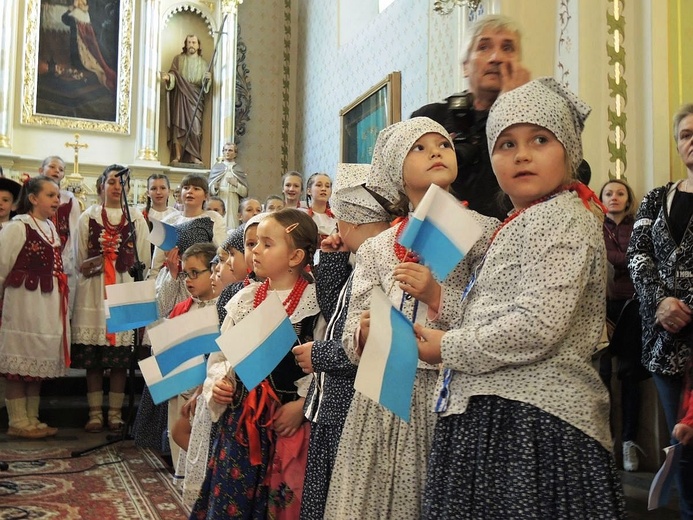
[179, 268, 211, 280]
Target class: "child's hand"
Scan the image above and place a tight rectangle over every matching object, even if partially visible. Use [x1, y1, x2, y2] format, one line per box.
[182, 386, 202, 418]
[394, 263, 441, 311]
[673, 423, 693, 445]
[320, 233, 347, 252]
[414, 323, 444, 365]
[212, 377, 235, 405]
[292, 341, 314, 374]
[164, 247, 180, 279]
[272, 399, 305, 437]
[357, 311, 370, 356]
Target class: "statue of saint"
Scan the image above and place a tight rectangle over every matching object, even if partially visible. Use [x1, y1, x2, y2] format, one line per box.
[208, 142, 249, 228]
[161, 34, 211, 166]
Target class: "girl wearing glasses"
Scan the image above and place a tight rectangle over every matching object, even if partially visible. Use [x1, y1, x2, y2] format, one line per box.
[148, 173, 226, 318]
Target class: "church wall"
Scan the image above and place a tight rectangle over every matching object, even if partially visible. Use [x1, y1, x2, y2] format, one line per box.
[235, 0, 292, 201]
[295, 0, 430, 178]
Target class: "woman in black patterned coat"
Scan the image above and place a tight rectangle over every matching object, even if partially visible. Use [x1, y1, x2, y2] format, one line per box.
[627, 102, 693, 518]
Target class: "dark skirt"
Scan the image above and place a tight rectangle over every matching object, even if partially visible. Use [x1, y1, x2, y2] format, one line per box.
[132, 386, 170, 454]
[300, 423, 343, 520]
[190, 405, 271, 519]
[70, 343, 134, 369]
[423, 395, 626, 519]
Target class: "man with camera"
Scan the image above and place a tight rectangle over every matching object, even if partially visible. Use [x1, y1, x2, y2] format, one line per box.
[412, 15, 530, 220]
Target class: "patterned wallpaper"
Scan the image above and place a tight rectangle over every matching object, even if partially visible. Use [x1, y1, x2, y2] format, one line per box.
[296, 0, 456, 177]
[233, 0, 471, 197]
[236, 0, 288, 200]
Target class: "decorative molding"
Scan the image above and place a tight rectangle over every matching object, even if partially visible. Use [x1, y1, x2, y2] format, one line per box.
[555, 0, 578, 91]
[163, 4, 214, 35]
[433, 0, 482, 15]
[21, 0, 134, 134]
[281, 0, 291, 172]
[234, 29, 251, 144]
[606, 0, 627, 180]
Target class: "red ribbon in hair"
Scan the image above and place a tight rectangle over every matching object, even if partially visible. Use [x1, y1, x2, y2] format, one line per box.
[567, 181, 608, 213]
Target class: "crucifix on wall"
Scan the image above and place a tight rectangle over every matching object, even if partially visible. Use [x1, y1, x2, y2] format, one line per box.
[65, 133, 88, 175]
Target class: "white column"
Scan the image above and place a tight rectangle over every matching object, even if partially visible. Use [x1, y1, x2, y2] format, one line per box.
[213, 8, 239, 151]
[0, 0, 19, 149]
[136, 0, 162, 161]
[555, 0, 579, 92]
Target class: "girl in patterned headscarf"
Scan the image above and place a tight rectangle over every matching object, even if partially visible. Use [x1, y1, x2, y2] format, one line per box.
[324, 118, 497, 519]
[293, 163, 392, 520]
[416, 78, 626, 519]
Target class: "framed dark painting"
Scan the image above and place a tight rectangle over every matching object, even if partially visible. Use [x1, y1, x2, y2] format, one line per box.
[340, 71, 401, 164]
[21, 0, 133, 133]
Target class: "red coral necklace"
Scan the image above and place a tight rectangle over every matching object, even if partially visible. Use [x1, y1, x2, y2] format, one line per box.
[30, 214, 56, 245]
[253, 276, 309, 316]
[392, 218, 418, 263]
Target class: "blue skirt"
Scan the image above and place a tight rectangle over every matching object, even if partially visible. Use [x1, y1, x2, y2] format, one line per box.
[423, 395, 626, 519]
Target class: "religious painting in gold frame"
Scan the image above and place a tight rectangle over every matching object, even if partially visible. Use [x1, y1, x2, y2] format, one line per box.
[340, 71, 401, 164]
[21, 0, 133, 134]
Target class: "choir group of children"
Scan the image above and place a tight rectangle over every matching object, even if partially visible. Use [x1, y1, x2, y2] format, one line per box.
[7, 76, 690, 519]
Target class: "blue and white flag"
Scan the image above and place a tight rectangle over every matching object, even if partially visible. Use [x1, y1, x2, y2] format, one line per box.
[104, 280, 158, 333]
[139, 355, 206, 405]
[148, 306, 220, 376]
[216, 293, 298, 391]
[398, 184, 483, 281]
[648, 443, 683, 510]
[354, 287, 418, 422]
[149, 217, 178, 251]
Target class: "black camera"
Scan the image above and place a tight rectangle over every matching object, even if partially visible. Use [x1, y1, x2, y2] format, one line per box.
[445, 92, 486, 168]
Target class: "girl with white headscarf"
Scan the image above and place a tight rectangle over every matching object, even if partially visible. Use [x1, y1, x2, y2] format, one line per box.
[416, 78, 626, 518]
[324, 118, 497, 519]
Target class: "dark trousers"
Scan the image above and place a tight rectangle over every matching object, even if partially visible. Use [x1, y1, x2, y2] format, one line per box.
[599, 354, 641, 441]
[652, 372, 693, 519]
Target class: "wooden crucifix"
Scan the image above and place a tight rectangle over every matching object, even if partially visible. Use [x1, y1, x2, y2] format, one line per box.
[65, 133, 88, 175]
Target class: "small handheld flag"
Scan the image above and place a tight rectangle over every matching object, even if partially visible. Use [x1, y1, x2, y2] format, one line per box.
[139, 355, 206, 405]
[216, 293, 299, 391]
[148, 306, 221, 376]
[105, 280, 158, 333]
[149, 217, 178, 251]
[398, 184, 483, 281]
[354, 287, 418, 421]
[648, 443, 683, 510]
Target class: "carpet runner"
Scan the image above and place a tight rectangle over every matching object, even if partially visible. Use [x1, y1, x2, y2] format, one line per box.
[0, 443, 190, 519]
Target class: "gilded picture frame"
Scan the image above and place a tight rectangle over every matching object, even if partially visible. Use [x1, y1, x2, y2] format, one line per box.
[21, 0, 133, 134]
[340, 71, 401, 164]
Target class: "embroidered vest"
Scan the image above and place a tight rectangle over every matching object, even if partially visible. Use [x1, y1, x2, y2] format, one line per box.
[269, 314, 317, 404]
[4, 224, 60, 292]
[52, 197, 73, 253]
[87, 217, 135, 273]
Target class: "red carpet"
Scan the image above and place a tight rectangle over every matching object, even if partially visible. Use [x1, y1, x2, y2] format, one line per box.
[0, 443, 189, 519]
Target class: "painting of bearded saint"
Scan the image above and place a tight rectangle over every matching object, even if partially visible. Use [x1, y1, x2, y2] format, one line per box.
[36, 0, 119, 122]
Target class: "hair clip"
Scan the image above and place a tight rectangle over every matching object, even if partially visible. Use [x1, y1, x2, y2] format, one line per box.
[285, 222, 299, 234]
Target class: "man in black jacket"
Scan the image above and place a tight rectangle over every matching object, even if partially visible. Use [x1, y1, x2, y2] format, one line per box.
[412, 15, 530, 220]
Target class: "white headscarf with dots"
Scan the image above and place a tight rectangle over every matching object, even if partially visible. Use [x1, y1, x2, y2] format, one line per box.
[366, 117, 453, 207]
[487, 77, 591, 174]
[331, 163, 390, 225]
